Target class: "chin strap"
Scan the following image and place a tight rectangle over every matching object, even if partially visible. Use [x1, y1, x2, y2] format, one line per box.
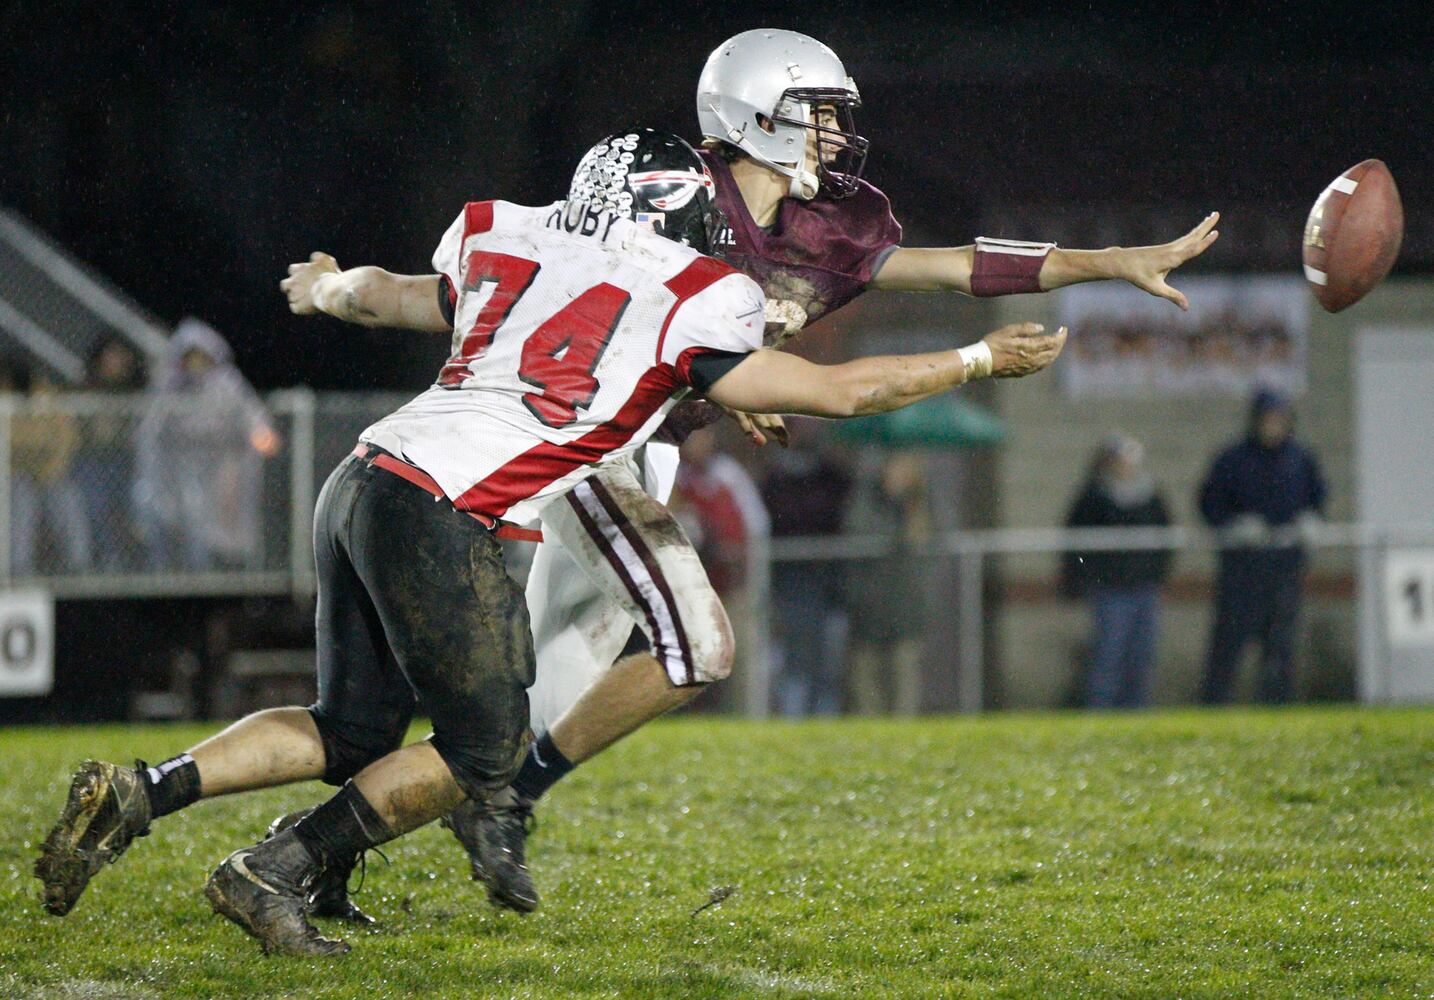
[787, 168, 820, 201]
[735, 136, 820, 201]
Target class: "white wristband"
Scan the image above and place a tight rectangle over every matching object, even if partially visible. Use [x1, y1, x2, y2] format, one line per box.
[957, 340, 994, 381]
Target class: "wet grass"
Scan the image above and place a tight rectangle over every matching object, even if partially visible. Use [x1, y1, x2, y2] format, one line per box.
[1, 708, 1431, 998]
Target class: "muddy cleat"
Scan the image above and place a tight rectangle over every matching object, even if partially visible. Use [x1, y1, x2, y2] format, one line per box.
[35, 760, 153, 916]
[442, 787, 538, 913]
[204, 829, 350, 957]
[265, 809, 375, 926]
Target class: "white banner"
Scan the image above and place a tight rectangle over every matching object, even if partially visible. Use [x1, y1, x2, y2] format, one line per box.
[0, 589, 54, 696]
[1057, 275, 1309, 398]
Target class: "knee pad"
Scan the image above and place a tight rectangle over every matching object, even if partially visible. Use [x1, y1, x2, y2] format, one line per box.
[308, 705, 406, 786]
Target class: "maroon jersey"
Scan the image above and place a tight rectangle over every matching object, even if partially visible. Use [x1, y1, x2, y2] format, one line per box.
[653, 152, 903, 445]
[700, 149, 902, 333]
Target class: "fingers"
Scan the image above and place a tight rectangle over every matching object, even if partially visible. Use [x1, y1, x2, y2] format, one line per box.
[1152, 280, 1189, 311]
[766, 414, 790, 448]
[1176, 226, 1220, 265]
[1186, 211, 1219, 242]
[732, 410, 767, 446]
[1035, 326, 1068, 363]
[751, 412, 788, 448]
[1029, 326, 1069, 372]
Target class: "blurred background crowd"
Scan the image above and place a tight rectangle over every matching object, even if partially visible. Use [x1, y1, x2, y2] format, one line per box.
[1, 2, 1429, 723]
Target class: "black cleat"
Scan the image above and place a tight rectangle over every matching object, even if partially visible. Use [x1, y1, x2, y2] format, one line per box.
[204, 829, 350, 957]
[266, 809, 375, 926]
[442, 787, 539, 913]
[35, 760, 153, 916]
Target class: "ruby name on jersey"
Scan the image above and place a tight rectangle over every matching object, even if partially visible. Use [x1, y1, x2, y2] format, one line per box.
[360, 200, 765, 524]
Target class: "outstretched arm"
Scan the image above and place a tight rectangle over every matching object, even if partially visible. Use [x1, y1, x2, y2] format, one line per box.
[870, 213, 1220, 311]
[705, 322, 1066, 418]
[281, 252, 452, 331]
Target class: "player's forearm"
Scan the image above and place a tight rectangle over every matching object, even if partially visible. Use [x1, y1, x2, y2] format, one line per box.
[1038, 246, 1123, 290]
[310, 268, 392, 327]
[827, 351, 972, 416]
[712, 348, 980, 419]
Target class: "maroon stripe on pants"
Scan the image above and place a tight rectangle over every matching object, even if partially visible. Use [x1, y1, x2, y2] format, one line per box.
[588, 477, 696, 685]
[566, 484, 679, 678]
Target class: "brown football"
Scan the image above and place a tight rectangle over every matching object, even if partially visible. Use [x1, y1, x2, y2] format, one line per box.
[1303, 159, 1403, 312]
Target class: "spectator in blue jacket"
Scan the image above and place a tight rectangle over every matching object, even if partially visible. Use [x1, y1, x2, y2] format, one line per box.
[1198, 388, 1326, 703]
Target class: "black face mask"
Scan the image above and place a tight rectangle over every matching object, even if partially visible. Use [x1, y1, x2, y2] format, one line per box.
[770, 89, 870, 199]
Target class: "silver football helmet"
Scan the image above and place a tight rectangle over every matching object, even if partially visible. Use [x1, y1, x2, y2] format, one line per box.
[696, 29, 869, 200]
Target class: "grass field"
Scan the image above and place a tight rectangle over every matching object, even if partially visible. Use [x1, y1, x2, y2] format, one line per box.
[1, 708, 1431, 999]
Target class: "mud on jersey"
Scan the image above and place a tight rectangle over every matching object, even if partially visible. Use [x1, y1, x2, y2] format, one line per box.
[361, 200, 765, 524]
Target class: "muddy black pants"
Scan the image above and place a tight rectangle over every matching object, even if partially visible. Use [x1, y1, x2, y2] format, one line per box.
[307, 452, 533, 800]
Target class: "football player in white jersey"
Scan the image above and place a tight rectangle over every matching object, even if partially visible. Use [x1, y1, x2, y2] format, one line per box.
[37, 130, 1063, 954]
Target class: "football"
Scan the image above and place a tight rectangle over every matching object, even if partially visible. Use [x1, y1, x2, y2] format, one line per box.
[1302, 159, 1403, 312]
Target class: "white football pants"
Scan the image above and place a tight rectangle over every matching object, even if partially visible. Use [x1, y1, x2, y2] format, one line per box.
[527, 443, 729, 735]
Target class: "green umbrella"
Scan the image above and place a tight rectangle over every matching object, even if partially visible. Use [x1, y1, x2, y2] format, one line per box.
[831, 394, 1007, 448]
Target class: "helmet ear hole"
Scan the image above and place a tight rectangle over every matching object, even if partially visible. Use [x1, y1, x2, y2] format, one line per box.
[755, 114, 777, 135]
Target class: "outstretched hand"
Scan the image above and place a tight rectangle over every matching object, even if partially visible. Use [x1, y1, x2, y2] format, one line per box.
[1115, 212, 1220, 310]
[982, 323, 1068, 379]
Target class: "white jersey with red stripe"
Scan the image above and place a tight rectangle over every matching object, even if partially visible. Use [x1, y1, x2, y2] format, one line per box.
[360, 199, 765, 524]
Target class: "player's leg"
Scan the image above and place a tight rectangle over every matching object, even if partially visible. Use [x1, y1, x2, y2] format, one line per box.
[523, 539, 638, 737]
[452, 462, 733, 912]
[443, 447, 681, 910]
[205, 458, 532, 955]
[34, 457, 405, 922]
[525, 442, 683, 738]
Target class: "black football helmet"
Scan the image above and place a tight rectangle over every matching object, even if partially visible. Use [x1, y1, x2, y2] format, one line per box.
[567, 129, 728, 256]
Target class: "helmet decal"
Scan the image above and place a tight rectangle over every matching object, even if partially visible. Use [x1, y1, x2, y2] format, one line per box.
[567, 129, 727, 256]
[568, 133, 642, 216]
[628, 168, 714, 211]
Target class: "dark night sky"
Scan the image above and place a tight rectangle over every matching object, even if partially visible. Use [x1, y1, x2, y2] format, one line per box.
[3, 1, 1430, 390]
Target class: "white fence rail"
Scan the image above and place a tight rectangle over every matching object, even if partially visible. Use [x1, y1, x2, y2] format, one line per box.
[2, 389, 1430, 709]
[0, 389, 407, 598]
[766, 522, 1434, 713]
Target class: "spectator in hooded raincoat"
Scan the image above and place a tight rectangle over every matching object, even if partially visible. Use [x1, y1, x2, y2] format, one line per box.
[133, 318, 279, 572]
[1198, 388, 1325, 704]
